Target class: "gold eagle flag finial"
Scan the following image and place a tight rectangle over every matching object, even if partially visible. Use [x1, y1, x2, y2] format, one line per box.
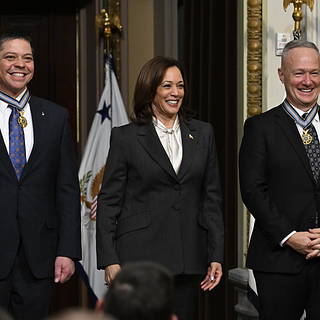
[283, 0, 314, 39]
[283, 0, 314, 11]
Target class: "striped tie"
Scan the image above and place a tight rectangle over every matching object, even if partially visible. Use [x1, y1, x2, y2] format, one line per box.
[9, 106, 26, 179]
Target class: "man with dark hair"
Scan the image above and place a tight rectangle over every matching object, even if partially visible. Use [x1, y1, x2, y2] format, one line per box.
[0, 31, 81, 319]
[240, 39, 320, 319]
[102, 261, 177, 320]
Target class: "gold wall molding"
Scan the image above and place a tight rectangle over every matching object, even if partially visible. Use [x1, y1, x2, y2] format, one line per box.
[247, 0, 262, 117]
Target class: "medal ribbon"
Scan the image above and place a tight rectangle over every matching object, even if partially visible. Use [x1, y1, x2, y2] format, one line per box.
[0, 90, 30, 111]
[282, 99, 319, 129]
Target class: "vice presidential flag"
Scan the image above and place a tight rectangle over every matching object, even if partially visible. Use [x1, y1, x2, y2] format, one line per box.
[78, 54, 129, 302]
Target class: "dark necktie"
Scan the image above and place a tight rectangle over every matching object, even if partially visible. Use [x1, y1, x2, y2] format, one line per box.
[9, 106, 26, 179]
[302, 113, 320, 181]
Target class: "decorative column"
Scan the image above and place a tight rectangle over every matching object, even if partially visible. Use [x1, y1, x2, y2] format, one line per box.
[228, 1, 262, 319]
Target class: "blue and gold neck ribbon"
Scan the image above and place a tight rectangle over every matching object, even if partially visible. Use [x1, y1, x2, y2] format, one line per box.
[282, 99, 319, 130]
[0, 90, 30, 111]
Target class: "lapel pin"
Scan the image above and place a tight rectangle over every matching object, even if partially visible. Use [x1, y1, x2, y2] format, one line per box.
[41, 112, 45, 116]
[188, 134, 194, 139]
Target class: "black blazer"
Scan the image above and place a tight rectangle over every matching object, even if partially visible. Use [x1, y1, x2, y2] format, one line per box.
[96, 119, 224, 275]
[239, 104, 320, 274]
[0, 96, 81, 279]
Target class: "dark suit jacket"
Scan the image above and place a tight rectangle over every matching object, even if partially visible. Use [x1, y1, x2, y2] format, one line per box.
[239, 103, 320, 274]
[96, 119, 224, 275]
[0, 96, 81, 280]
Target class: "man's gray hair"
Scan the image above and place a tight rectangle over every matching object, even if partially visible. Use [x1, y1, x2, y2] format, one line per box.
[281, 39, 319, 66]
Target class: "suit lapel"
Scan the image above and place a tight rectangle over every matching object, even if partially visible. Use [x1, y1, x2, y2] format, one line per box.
[274, 105, 315, 184]
[0, 129, 16, 179]
[20, 97, 45, 179]
[0, 97, 46, 181]
[137, 122, 178, 181]
[178, 120, 198, 180]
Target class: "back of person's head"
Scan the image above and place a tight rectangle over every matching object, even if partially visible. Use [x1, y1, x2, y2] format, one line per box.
[0, 307, 13, 320]
[104, 261, 175, 320]
[46, 308, 115, 320]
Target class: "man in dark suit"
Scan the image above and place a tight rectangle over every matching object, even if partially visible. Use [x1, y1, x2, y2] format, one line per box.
[0, 31, 81, 319]
[239, 39, 320, 320]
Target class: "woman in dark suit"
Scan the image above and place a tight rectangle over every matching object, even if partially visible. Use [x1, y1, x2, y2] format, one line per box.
[96, 56, 224, 320]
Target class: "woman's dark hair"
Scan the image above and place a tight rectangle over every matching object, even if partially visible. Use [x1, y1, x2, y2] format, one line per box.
[130, 56, 193, 124]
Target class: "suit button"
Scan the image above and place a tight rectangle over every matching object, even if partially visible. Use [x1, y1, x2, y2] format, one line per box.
[174, 184, 180, 191]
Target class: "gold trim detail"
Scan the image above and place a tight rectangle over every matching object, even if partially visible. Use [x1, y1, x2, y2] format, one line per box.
[247, 0, 262, 117]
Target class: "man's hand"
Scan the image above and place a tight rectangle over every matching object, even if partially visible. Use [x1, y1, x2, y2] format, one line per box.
[200, 262, 222, 291]
[305, 228, 320, 259]
[284, 231, 314, 255]
[105, 264, 121, 286]
[54, 256, 75, 283]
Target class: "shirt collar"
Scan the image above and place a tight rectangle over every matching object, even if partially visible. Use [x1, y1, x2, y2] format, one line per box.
[290, 102, 319, 123]
[0, 88, 28, 111]
[153, 116, 180, 132]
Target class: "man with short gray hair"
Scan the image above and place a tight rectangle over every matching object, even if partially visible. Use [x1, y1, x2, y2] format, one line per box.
[240, 39, 320, 319]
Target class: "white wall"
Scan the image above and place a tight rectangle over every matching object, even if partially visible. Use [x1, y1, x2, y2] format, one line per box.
[263, 1, 293, 110]
[263, 2, 319, 111]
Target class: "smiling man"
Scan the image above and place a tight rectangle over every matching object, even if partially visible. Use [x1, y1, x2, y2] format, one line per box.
[0, 31, 81, 320]
[239, 40, 320, 320]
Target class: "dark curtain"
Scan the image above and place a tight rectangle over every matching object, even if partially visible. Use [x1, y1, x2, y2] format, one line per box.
[178, 1, 238, 319]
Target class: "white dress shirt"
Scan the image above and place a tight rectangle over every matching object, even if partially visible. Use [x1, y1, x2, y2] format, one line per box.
[153, 116, 183, 174]
[0, 89, 34, 160]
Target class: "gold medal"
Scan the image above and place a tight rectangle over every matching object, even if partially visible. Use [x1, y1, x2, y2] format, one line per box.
[302, 129, 313, 145]
[18, 110, 27, 128]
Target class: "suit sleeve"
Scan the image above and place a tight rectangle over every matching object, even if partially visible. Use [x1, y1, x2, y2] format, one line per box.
[96, 127, 127, 269]
[239, 117, 294, 247]
[56, 110, 81, 260]
[203, 124, 224, 264]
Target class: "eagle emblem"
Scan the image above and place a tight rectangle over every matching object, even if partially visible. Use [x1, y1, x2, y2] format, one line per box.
[80, 165, 106, 221]
[283, 0, 314, 11]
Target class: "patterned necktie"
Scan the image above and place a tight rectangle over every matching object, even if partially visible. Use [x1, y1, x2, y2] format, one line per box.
[9, 106, 26, 179]
[302, 113, 320, 181]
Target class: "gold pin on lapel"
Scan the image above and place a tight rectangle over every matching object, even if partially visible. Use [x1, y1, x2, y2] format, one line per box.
[41, 112, 45, 116]
[188, 134, 194, 139]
